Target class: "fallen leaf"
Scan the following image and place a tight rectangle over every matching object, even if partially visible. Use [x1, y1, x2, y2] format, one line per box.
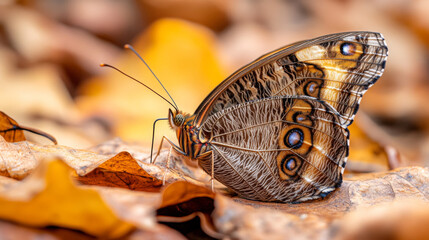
[89, 137, 149, 159]
[1, 5, 120, 75]
[0, 219, 96, 240]
[77, 151, 163, 192]
[0, 158, 134, 238]
[209, 166, 429, 239]
[92, 139, 213, 187]
[0, 111, 26, 142]
[126, 225, 187, 240]
[333, 200, 429, 240]
[213, 195, 329, 240]
[157, 181, 220, 239]
[0, 175, 17, 191]
[139, 149, 214, 187]
[0, 137, 38, 179]
[0, 135, 210, 197]
[0, 136, 206, 192]
[64, 1, 143, 44]
[0, 132, 428, 239]
[159, 181, 215, 209]
[89, 138, 204, 183]
[231, 166, 429, 219]
[138, 0, 231, 31]
[93, 186, 160, 230]
[347, 120, 390, 173]
[0, 135, 112, 179]
[0, 214, 185, 240]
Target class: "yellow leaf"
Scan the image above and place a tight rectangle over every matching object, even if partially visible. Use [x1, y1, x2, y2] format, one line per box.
[159, 181, 215, 209]
[0, 158, 134, 238]
[77, 18, 226, 144]
[347, 120, 390, 173]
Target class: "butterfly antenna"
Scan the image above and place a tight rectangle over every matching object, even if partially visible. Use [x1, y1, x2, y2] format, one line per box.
[100, 63, 178, 111]
[124, 44, 179, 110]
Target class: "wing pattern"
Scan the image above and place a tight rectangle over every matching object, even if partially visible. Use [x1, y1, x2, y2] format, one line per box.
[194, 32, 387, 127]
[199, 97, 348, 202]
[193, 32, 387, 202]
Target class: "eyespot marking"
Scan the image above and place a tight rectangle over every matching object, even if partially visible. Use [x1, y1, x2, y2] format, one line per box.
[285, 158, 297, 171]
[284, 128, 304, 149]
[340, 42, 356, 56]
[303, 80, 321, 97]
[280, 154, 302, 178]
[307, 82, 317, 94]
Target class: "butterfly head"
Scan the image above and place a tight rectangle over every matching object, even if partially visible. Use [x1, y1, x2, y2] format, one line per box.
[168, 109, 192, 129]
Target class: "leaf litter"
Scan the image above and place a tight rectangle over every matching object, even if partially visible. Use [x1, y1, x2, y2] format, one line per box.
[0, 133, 427, 239]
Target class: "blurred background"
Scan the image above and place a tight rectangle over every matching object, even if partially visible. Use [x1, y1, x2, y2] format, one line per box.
[0, 0, 428, 169]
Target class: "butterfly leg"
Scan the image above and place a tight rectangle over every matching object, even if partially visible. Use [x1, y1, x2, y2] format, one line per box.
[162, 146, 173, 185]
[151, 136, 187, 186]
[211, 152, 215, 192]
[151, 136, 185, 164]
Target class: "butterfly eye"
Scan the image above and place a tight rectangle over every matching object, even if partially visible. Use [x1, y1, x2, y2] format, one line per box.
[174, 114, 185, 126]
[340, 42, 356, 56]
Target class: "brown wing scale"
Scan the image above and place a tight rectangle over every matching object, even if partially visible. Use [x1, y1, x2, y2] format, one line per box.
[181, 32, 387, 202]
[198, 96, 348, 202]
[194, 32, 387, 127]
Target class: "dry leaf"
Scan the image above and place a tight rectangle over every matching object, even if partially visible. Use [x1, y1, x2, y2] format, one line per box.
[347, 120, 389, 173]
[0, 175, 17, 191]
[157, 181, 220, 239]
[91, 139, 213, 186]
[0, 136, 205, 191]
[333, 200, 429, 240]
[0, 111, 58, 145]
[213, 195, 329, 240]
[0, 219, 186, 240]
[0, 135, 112, 179]
[0, 220, 96, 240]
[0, 158, 134, 238]
[89, 138, 217, 188]
[77, 151, 163, 192]
[0, 111, 26, 142]
[159, 181, 215, 209]
[138, 0, 231, 31]
[0, 195, 184, 239]
[1, 1, 429, 239]
[139, 150, 214, 187]
[93, 186, 160, 230]
[126, 225, 187, 240]
[0, 135, 427, 239]
[1, 5, 120, 75]
[231, 166, 429, 219]
[210, 167, 429, 239]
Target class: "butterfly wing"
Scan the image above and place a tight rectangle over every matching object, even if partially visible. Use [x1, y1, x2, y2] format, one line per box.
[194, 31, 388, 127]
[199, 96, 348, 202]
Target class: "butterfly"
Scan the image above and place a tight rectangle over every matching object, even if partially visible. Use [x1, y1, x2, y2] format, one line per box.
[104, 31, 388, 203]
